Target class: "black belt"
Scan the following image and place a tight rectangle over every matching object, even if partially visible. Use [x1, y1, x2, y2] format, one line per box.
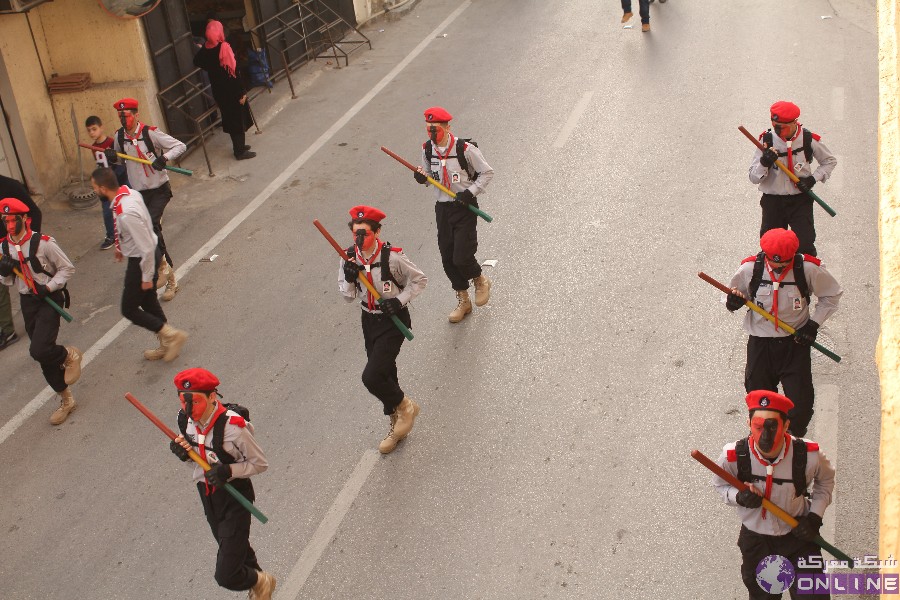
[750, 335, 794, 343]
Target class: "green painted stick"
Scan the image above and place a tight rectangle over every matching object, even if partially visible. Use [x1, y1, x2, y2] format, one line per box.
[699, 272, 841, 363]
[738, 126, 836, 217]
[124, 393, 269, 524]
[79, 142, 193, 176]
[380, 146, 493, 222]
[692, 449, 853, 566]
[313, 219, 414, 341]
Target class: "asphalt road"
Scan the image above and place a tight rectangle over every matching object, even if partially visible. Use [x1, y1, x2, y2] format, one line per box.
[0, 0, 881, 598]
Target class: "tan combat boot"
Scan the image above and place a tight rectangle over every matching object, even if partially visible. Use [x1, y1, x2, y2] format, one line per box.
[161, 267, 179, 302]
[378, 412, 400, 454]
[392, 396, 420, 440]
[50, 388, 76, 425]
[448, 290, 472, 323]
[156, 260, 170, 290]
[250, 570, 276, 600]
[621, 11, 633, 22]
[63, 346, 82, 385]
[473, 274, 491, 307]
[143, 334, 166, 361]
[158, 323, 188, 362]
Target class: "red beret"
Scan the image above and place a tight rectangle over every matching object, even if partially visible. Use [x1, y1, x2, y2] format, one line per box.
[174, 368, 220, 392]
[349, 205, 386, 223]
[424, 106, 452, 123]
[760, 228, 800, 262]
[0, 198, 30, 215]
[114, 98, 139, 111]
[770, 101, 800, 123]
[746, 390, 794, 414]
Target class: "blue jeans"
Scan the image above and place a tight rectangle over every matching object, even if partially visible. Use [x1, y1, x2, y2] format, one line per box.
[100, 198, 115, 241]
[621, 0, 650, 23]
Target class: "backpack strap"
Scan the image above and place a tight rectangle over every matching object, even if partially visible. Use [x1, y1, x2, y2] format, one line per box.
[176, 409, 197, 449]
[455, 137, 470, 178]
[142, 125, 157, 158]
[212, 410, 237, 465]
[802, 129, 813, 164]
[117, 127, 125, 153]
[748, 252, 766, 300]
[379, 242, 403, 290]
[791, 438, 809, 498]
[792, 254, 810, 303]
[735, 438, 753, 484]
[762, 129, 808, 161]
[28, 234, 52, 277]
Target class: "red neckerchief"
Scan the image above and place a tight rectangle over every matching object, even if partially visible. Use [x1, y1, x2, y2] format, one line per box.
[8, 229, 36, 293]
[749, 433, 791, 519]
[196, 402, 227, 495]
[123, 123, 153, 177]
[433, 134, 456, 187]
[764, 257, 794, 332]
[355, 240, 383, 311]
[111, 185, 129, 253]
[780, 125, 802, 181]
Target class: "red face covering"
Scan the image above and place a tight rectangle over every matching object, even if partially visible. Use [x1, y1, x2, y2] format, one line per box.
[750, 415, 787, 454]
[353, 228, 376, 252]
[427, 124, 445, 144]
[180, 392, 210, 421]
[4, 214, 26, 238]
[119, 110, 137, 131]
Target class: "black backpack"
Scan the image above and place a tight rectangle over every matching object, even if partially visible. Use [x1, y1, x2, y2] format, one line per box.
[424, 137, 480, 180]
[735, 437, 809, 498]
[117, 125, 157, 158]
[762, 129, 813, 164]
[1, 233, 51, 278]
[748, 252, 810, 304]
[177, 403, 250, 465]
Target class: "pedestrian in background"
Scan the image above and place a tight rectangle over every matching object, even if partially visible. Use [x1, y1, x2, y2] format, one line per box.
[621, 0, 651, 32]
[0, 175, 40, 350]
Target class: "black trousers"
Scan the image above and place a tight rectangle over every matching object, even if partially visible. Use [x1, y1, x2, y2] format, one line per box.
[121, 253, 166, 333]
[20, 291, 68, 392]
[361, 308, 411, 414]
[230, 131, 246, 156]
[738, 525, 830, 599]
[141, 182, 174, 267]
[435, 201, 482, 291]
[198, 479, 261, 592]
[745, 336, 814, 437]
[759, 193, 816, 256]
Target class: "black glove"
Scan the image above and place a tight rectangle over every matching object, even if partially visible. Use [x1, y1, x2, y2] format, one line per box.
[170, 440, 190, 462]
[455, 189, 476, 205]
[32, 282, 49, 298]
[0, 254, 16, 278]
[343, 260, 360, 283]
[796, 175, 817, 193]
[794, 320, 819, 346]
[759, 147, 779, 168]
[791, 512, 823, 542]
[379, 297, 403, 316]
[103, 148, 118, 165]
[151, 155, 167, 171]
[726, 292, 746, 312]
[735, 488, 764, 509]
[204, 462, 232, 487]
[413, 171, 427, 184]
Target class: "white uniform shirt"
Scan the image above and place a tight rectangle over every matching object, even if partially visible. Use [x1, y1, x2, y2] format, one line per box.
[0, 232, 75, 295]
[420, 135, 494, 203]
[183, 407, 269, 484]
[113, 186, 158, 283]
[748, 127, 837, 195]
[338, 242, 427, 311]
[113, 123, 186, 191]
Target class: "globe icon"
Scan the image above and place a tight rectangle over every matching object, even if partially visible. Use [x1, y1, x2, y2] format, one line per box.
[755, 554, 796, 594]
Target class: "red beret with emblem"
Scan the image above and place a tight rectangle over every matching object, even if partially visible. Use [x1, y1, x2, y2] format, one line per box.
[174, 368, 220, 392]
[0, 198, 30, 215]
[746, 390, 794, 414]
[349, 205, 386, 223]
[770, 101, 800, 123]
[114, 98, 139, 111]
[424, 106, 452, 123]
[760, 228, 800, 262]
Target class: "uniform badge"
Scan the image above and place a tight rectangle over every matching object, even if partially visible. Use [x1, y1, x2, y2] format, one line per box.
[183, 380, 192, 389]
[760, 397, 770, 407]
[207, 451, 219, 464]
[451, 172, 461, 183]
[357, 211, 364, 218]
[772, 254, 782, 262]
[383, 281, 392, 293]
[793, 297, 802, 311]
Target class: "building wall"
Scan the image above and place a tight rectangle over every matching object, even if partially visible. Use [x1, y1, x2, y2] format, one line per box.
[878, 0, 900, 596]
[0, 0, 164, 197]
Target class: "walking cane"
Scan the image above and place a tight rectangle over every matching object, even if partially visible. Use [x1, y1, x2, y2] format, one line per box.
[691, 449, 853, 566]
[11, 268, 73, 322]
[312, 219, 414, 341]
[78, 142, 193, 177]
[698, 272, 841, 363]
[738, 126, 836, 217]
[380, 146, 494, 223]
[124, 393, 269, 524]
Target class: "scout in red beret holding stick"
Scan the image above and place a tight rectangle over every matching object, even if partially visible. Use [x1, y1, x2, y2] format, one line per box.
[723, 229, 842, 438]
[170, 368, 276, 599]
[338, 205, 428, 453]
[710, 390, 835, 600]
[748, 101, 838, 256]
[413, 106, 494, 323]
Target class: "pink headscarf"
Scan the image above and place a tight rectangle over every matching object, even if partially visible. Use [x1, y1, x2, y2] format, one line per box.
[204, 20, 237, 78]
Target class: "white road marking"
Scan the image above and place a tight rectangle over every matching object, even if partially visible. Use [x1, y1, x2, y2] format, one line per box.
[552, 91, 594, 148]
[0, 0, 473, 448]
[280, 450, 379, 598]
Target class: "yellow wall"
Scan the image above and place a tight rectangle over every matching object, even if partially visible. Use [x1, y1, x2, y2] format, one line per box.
[878, 0, 900, 597]
[0, 0, 163, 197]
